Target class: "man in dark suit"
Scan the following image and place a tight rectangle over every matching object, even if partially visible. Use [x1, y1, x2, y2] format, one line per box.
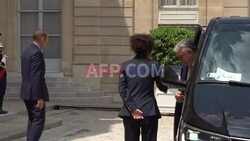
[173, 39, 197, 140]
[20, 30, 49, 141]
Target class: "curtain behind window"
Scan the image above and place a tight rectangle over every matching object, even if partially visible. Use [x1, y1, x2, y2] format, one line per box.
[180, 0, 197, 5]
[161, 0, 177, 5]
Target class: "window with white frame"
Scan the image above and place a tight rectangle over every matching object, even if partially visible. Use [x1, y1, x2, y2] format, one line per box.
[19, 0, 61, 59]
[160, 0, 197, 7]
[161, 0, 177, 6]
[180, 0, 197, 5]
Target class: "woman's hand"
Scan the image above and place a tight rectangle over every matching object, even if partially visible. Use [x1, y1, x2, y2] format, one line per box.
[132, 109, 144, 120]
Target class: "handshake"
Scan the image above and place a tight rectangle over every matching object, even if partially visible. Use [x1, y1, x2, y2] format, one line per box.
[0, 54, 8, 68]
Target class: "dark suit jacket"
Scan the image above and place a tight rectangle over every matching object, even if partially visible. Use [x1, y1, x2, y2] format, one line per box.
[118, 56, 168, 118]
[174, 65, 189, 138]
[0, 54, 7, 97]
[20, 43, 49, 101]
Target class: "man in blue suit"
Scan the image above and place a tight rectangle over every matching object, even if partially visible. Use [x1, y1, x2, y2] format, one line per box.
[20, 30, 49, 141]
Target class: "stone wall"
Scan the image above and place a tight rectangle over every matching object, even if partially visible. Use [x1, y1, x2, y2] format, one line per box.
[0, 0, 17, 71]
[0, 0, 158, 96]
[199, 0, 249, 26]
[72, 0, 134, 93]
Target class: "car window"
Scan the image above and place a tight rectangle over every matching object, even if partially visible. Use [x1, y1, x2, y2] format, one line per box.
[199, 24, 250, 83]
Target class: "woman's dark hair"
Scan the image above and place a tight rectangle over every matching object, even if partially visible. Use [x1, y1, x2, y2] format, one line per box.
[130, 34, 155, 58]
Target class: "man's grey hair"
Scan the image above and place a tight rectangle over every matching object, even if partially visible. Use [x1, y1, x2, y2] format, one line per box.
[174, 38, 197, 53]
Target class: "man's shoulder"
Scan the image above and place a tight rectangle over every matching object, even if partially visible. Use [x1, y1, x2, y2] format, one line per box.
[30, 44, 41, 53]
[30, 45, 43, 58]
[21, 44, 42, 61]
[23, 44, 36, 54]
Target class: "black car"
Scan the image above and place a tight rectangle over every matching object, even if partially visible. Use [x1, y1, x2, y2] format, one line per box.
[164, 17, 250, 141]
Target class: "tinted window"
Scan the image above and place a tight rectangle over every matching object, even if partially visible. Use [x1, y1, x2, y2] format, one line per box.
[199, 24, 250, 83]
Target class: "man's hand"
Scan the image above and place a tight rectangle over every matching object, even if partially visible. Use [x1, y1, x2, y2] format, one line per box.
[175, 90, 185, 103]
[36, 99, 45, 110]
[132, 109, 144, 120]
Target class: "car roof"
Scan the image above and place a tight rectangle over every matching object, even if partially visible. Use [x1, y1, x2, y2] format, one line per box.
[212, 17, 250, 24]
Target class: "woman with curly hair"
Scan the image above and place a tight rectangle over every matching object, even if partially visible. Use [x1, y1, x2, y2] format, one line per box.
[118, 34, 168, 141]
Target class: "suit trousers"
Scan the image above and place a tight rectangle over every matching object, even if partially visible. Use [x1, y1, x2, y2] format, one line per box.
[123, 117, 158, 141]
[174, 102, 183, 140]
[24, 100, 45, 141]
[0, 71, 6, 110]
[0, 96, 3, 110]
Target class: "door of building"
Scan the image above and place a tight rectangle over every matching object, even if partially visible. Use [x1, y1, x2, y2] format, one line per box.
[19, 0, 61, 72]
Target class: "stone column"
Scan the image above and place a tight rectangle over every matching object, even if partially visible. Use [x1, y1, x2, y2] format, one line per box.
[198, 0, 223, 26]
[0, 0, 17, 71]
[0, 0, 7, 48]
[62, 0, 74, 76]
[134, 0, 158, 33]
[223, 0, 249, 17]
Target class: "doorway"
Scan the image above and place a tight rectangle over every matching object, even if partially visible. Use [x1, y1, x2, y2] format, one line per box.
[18, 0, 61, 72]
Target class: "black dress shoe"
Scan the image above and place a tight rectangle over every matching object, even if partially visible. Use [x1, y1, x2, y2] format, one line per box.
[0, 109, 8, 114]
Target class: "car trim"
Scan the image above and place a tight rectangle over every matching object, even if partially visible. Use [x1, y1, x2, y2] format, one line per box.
[183, 122, 250, 140]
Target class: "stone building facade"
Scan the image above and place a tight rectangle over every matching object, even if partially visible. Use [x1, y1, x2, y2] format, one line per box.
[0, 0, 158, 96]
[199, 0, 250, 26]
[159, 0, 250, 26]
[1, 0, 250, 97]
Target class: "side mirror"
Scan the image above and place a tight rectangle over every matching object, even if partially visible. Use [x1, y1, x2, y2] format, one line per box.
[161, 65, 187, 89]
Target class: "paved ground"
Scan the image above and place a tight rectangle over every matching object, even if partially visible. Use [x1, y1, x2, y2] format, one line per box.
[14, 108, 174, 141]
